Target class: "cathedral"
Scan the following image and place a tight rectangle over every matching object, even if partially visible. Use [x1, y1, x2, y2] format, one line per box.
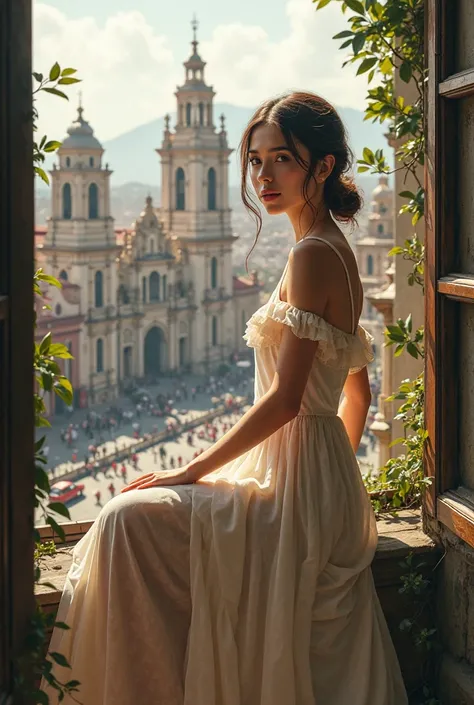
[36, 22, 262, 413]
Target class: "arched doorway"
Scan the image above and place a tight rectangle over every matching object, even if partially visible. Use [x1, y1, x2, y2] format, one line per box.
[144, 326, 165, 376]
[179, 336, 187, 367]
[123, 346, 133, 378]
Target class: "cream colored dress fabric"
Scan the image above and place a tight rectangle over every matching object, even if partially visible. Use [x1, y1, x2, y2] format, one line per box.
[43, 237, 408, 705]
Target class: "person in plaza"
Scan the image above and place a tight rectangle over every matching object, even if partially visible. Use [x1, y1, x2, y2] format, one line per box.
[43, 91, 407, 705]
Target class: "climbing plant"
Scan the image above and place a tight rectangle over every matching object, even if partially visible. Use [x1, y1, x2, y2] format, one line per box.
[14, 63, 83, 704]
[314, 0, 427, 512]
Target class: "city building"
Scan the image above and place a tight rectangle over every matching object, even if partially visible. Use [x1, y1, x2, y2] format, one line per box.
[354, 174, 395, 359]
[36, 21, 262, 413]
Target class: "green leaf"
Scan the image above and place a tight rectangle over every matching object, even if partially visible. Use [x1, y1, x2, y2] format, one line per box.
[399, 61, 413, 83]
[333, 30, 354, 39]
[43, 140, 62, 153]
[49, 343, 74, 358]
[48, 502, 72, 519]
[352, 33, 366, 54]
[57, 77, 81, 85]
[49, 62, 61, 81]
[54, 621, 71, 630]
[34, 166, 49, 184]
[40, 332, 52, 355]
[33, 72, 44, 83]
[345, 0, 365, 14]
[357, 57, 377, 75]
[47, 516, 66, 542]
[363, 147, 375, 163]
[61, 67, 78, 76]
[50, 651, 71, 668]
[316, 0, 332, 7]
[380, 57, 393, 75]
[42, 87, 69, 100]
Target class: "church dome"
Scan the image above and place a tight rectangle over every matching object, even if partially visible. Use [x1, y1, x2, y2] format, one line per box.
[371, 174, 392, 201]
[60, 105, 103, 151]
[137, 195, 159, 228]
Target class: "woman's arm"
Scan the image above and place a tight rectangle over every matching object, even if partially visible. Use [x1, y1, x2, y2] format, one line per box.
[338, 367, 372, 453]
[188, 390, 297, 481]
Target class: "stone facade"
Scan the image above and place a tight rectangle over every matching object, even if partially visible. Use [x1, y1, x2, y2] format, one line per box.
[38, 25, 262, 410]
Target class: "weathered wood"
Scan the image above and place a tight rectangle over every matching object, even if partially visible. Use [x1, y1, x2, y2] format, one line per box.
[439, 68, 474, 99]
[0, 0, 35, 700]
[438, 274, 474, 302]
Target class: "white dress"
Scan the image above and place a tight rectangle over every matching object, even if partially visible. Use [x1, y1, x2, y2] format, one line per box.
[42, 236, 408, 705]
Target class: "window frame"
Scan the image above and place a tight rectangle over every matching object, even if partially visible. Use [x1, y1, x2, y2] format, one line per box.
[425, 0, 474, 546]
[0, 0, 35, 696]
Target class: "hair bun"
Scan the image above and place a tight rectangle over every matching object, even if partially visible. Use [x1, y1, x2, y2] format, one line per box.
[324, 175, 362, 223]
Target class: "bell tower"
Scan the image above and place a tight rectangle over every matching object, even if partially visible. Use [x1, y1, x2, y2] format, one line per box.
[156, 17, 234, 241]
[42, 97, 119, 404]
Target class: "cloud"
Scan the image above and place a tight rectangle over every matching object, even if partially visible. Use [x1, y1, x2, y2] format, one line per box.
[33, 3, 176, 141]
[33, 0, 365, 143]
[201, 0, 362, 110]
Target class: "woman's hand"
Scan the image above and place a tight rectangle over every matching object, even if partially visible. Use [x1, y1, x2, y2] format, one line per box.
[120, 465, 197, 492]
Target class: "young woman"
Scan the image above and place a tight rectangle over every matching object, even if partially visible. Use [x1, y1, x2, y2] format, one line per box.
[43, 91, 407, 705]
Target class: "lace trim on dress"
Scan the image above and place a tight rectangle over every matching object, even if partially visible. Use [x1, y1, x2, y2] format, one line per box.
[242, 299, 374, 374]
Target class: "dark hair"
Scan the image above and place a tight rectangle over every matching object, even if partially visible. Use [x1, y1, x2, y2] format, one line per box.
[238, 91, 362, 273]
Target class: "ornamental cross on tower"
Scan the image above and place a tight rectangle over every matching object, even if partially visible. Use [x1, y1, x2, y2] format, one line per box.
[191, 15, 198, 53]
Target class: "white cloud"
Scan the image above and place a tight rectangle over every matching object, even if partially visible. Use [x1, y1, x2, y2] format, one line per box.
[33, 0, 365, 143]
[202, 0, 362, 110]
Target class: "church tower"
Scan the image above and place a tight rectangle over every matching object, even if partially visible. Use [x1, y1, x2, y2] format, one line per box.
[43, 98, 119, 404]
[156, 18, 237, 374]
[354, 174, 395, 357]
[157, 17, 233, 241]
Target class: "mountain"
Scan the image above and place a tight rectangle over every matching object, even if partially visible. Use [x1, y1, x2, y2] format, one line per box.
[100, 102, 391, 187]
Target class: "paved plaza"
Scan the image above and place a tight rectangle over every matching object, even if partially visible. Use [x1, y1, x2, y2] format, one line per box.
[35, 369, 380, 526]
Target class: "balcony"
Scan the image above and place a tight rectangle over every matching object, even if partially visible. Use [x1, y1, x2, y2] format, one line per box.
[86, 304, 117, 322]
[203, 286, 230, 303]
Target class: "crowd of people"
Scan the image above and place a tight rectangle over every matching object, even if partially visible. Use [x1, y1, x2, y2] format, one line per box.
[46, 365, 255, 480]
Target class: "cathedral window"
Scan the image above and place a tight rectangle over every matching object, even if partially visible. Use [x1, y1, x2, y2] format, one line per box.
[208, 168, 217, 210]
[149, 237, 155, 253]
[377, 224, 384, 235]
[66, 157, 71, 167]
[176, 168, 185, 210]
[211, 256, 218, 289]
[94, 270, 103, 308]
[186, 103, 192, 126]
[62, 183, 72, 219]
[142, 276, 147, 303]
[149, 271, 160, 301]
[367, 254, 374, 276]
[88, 183, 99, 219]
[212, 316, 218, 346]
[119, 284, 129, 305]
[199, 102, 204, 126]
[162, 274, 167, 300]
[89, 157, 94, 167]
[96, 338, 104, 373]
[59, 269, 68, 281]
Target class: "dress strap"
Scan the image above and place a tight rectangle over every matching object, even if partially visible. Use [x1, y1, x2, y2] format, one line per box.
[299, 235, 356, 334]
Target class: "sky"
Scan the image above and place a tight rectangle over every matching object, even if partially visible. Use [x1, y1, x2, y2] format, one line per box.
[33, 0, 367, 143]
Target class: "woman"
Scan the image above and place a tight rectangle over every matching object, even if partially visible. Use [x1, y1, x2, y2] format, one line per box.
[43, 91, 407, 705]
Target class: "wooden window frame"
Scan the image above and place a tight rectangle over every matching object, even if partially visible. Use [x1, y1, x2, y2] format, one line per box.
[425, 0, 474, 547]
[0, 0, 35, 698]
